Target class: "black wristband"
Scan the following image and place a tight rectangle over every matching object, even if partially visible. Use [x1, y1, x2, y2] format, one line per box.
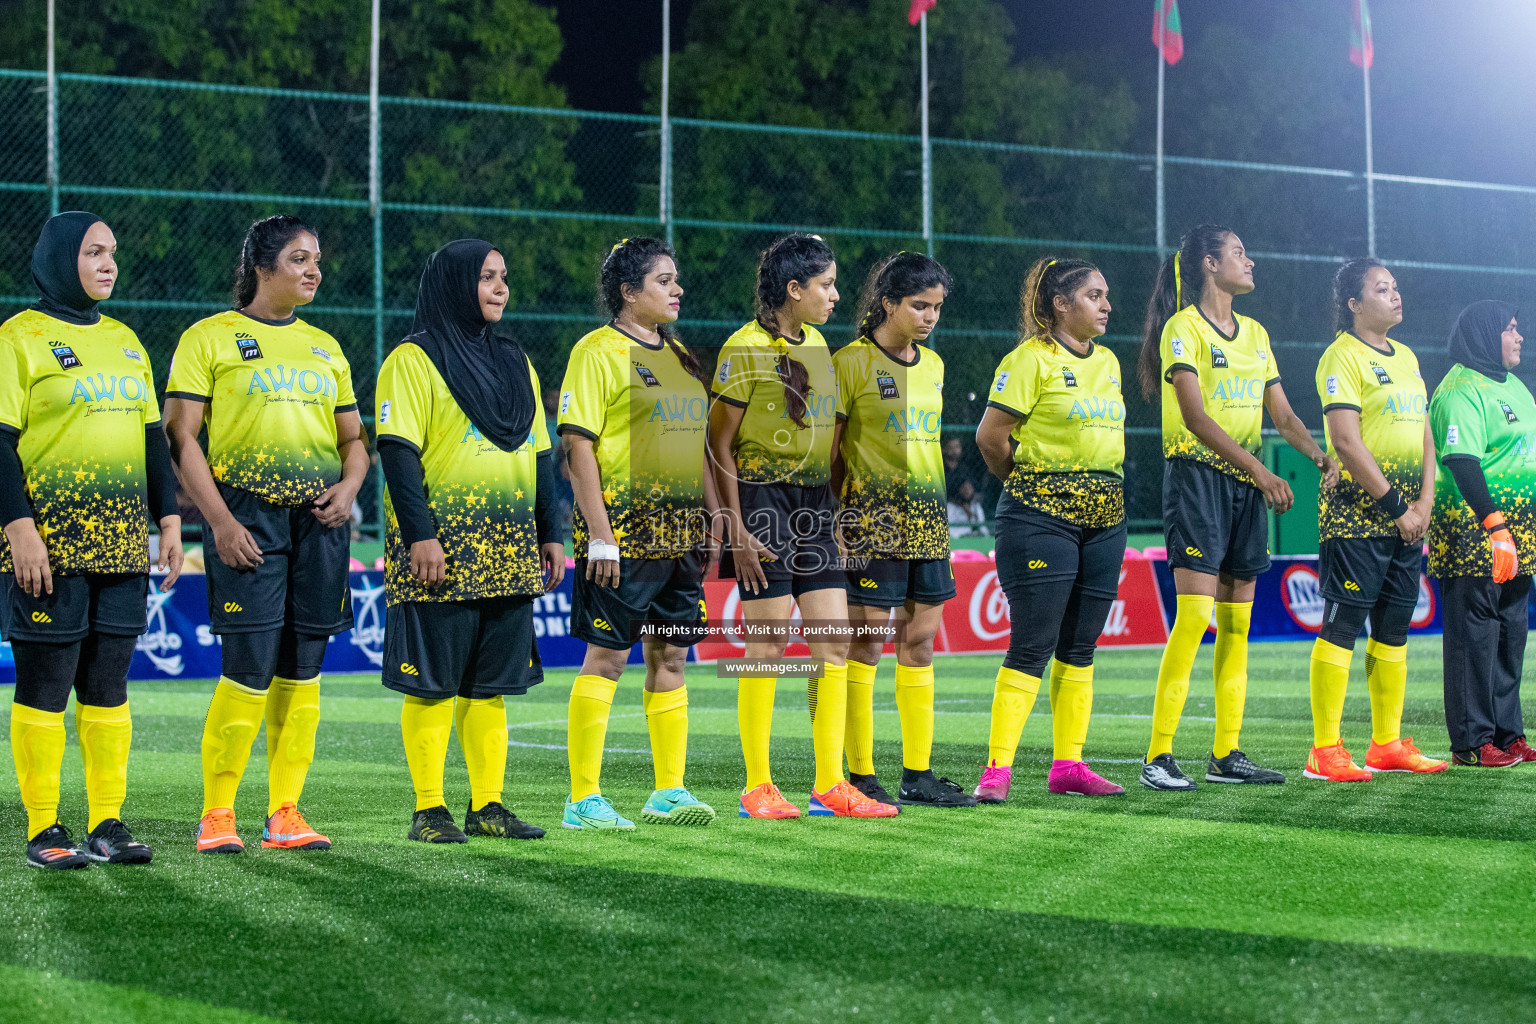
[1374, 485, 1410, 520]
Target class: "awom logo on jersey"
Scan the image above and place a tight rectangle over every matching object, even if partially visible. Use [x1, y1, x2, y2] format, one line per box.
[1066, 397, 1125, 421]
[1209, 377, 1263, 401]
[69, 373, 149, 405]
[247, 365, 336, 398]
[884, 407, 941, 434]
[648, 395, 708, 423]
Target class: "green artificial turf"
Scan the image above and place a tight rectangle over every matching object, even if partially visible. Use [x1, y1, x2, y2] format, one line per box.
[3, 637, 1535, 1023]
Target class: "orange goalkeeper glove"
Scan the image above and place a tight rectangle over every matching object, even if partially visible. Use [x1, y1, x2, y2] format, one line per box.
[1485, 511, 1519, 584]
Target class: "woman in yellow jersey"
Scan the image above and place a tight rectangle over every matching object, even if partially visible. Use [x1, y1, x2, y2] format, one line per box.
[709, 234, 896, 819]
[1133, 223, 1339, 791]
[558, 237, 721, 830]
[376, 239, 564, 844]
[834, 251, 974, 809]
[2, 212, 182, 869]
[1306, 259, 1445, 781]
[969, 257, 1127, 802]
[165, 215, 369, 853]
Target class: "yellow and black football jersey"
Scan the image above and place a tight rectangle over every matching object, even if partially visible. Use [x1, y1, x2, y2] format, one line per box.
[711, 320, 838, 487]
[557, 324, 709, 560]
[1159, 305, 1278, 482]
[1316, 331, 1427, 540]
[165, 310, 357, 506]
[376, 342, 551, 605]
[0, 309, 161, 574]
[834, 337, 948, 560]
[987, 336, 1125, 528]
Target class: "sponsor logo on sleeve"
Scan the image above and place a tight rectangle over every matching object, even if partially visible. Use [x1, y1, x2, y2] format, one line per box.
[1326, 374, 1339, 396]
[993, 371, 1010, 393]
[379, 400, 391, 424]
[717, 359, 732, 384]
[310, 346, 333, 362]
[1447, 424, 1459, 445]
[122, 347, 143, 362]
[1171, 338, 1185, 358]
[559, 391, 572, 414]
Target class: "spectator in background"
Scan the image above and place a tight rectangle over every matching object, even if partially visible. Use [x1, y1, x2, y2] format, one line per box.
[944, 436, 989, 536]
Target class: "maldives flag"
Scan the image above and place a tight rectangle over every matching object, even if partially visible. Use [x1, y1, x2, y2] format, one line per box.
[1350, 0, 1374, 68]
[908, 0, 935, 26]
[1152, 0, 1183, 65]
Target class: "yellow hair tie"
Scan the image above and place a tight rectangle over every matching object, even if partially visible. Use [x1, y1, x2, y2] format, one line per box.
[611, 238, 629, 253]
[1173, 250, 1182, 309]
[1032, 259, 1058, 333]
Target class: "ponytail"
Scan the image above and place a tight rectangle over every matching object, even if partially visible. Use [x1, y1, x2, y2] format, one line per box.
[232, 214, 315, 309]
[1017, 257, 1098, 346]
[754, 234, 835, 428]
[855, 250, 952, 341]
[1332, 257, 1387, 335]
[1136, 223, 1232, 400]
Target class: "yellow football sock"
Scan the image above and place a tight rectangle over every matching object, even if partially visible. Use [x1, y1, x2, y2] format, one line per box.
[1147, 594, 1213, 760]
[400, 695, 453, 811]
[738, 676, 777, 790]
[1308, 638, 1353, 747]
[76, 701, 132, 831]
[1212, 601, 1252, 758]
[894, 663, 935, 772]
[567, 674, 616, 802]
[809, 661, 849, 793]
[200, 677, 268, 815]
[265, 675, 321, 816]
[844, 659, 877, 776]
[986, 666, 1040, 767]
[643, 686, 689, 790]
[11, 703, 66, 839]
[1365, 638, 1408, 745]
[454, 695, 507, 812]
[1050, 661, 1095, 763]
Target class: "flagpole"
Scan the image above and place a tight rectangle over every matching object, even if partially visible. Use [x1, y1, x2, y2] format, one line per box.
[920, 10, 932, 257]
[1155, 20, 1166, 261]
[661, 0, 672, 246]
[46, 0, 57, 216]
[1362, 58, 1375, 257]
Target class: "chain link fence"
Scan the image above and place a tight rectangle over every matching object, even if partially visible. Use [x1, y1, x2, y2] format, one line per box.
[5, 68, 1536, 537]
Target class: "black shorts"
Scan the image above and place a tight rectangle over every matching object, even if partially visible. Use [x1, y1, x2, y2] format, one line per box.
[572, 553, 708, 649]
[382, 595, 544, 700]
[1162, 459, 1270, 579]
[845, 558, 957, 609]
[205, 482, 353, 636]
[718, 482, 843, 600]
[1319, 535, 1421, 608]
[994, 502, 1125, 600]
[0, 572, 147, 644]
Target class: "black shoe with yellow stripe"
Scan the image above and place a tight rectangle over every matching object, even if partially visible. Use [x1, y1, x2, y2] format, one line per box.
[464, 801, 545, 840]
[26, 823, 90, 870]
[408, 805, 467, 844]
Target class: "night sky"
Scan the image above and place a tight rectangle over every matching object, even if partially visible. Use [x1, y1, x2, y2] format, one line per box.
[549, 0, 1536, 188]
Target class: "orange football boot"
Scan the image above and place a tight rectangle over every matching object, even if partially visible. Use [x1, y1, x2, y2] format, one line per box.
[1366, 736, 1448, 774]
[738, 782, 802, 819]
[262, 803, 332, 850]
[809, 780, 899, 817]
[196, 807, 244, 854]
[1303, 741, 1372, 782]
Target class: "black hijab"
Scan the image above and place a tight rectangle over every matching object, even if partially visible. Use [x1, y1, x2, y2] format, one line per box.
[30, 211, 105, 326]
[1448, 299, 1519, 384]
[405, 239, 536, 451]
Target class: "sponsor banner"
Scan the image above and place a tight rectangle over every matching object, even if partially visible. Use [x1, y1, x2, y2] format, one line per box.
[693, 557, 1169, 661]
[1149, 554, 1449, 642]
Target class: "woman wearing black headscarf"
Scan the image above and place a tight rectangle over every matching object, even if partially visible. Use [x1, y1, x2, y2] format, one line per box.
[376, 239, 564, 843]
[1428, 300, 1536, 767]
[0, 212, 182, 869]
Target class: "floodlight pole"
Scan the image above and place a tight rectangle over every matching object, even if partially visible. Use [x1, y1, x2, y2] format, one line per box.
[920, 10, 932, 257]
[46, 0, 58, 216]
[661, 0, 672, 245]
[1155, 30, 1165, 261]
[370, 0, 384, 539]
[1362, 58, 1376, 257]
